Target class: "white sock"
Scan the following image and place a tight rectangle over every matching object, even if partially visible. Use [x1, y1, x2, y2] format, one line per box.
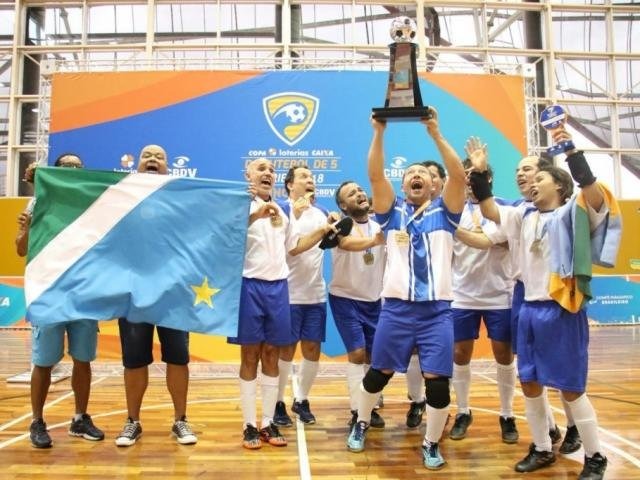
[543, 387, 556, 430]
[525, 393, 552, 452]
[356, 383, 380, 424]
[567, 393, 601, 457]
[424, 405, 449, 444]
[277, 359, 292, 402]
[297, 358, 319, 400]
[406, 354, 425, 402]
[452, 363, 471, 414]
[347, 362, 366, 412]
[73, 413, 83, 422]
[260, 374, 279, 428]
[561, 394, 576, 427]
[496, 362, 516, 418]
[239, 377, 257, 428]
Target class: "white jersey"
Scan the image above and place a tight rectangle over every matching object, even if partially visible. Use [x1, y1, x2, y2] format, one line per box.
[376, 196, 460, 302]
[499, 201, 607, 302]
[242, 197, 300, 281]
[329, 218, 385, 302]
[452, 201, 513, 309]
[283, 200, 328, 304]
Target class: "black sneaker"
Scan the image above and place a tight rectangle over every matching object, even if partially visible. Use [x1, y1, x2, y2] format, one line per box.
[549, 425, 562, 444]
[515, 443, 556, 472]
[242, 423, 262, 450]
[292, 399, 316, 424]
[68, 413, 105, 441]
[172, 416, 197, 445]
[273, 400, 293, 427]
[115, 418, 142, 447]
[30, 418, 52, 448]
[406, 400, 426, 429]
[499, 416, 519, 444]
[369, 409, 385, 429]
[560, 425, 582, 454]
[579, 452, 607, 480]
[449, 411, 473, 440]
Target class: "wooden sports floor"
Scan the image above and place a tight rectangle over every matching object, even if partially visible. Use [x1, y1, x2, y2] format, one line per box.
[0, 326, 639, 480]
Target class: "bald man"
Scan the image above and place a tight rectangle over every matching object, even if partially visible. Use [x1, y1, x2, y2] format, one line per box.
[115, 144, 197, 447]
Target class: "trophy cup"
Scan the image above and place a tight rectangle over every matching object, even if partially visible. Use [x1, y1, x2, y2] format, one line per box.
[372, 16, 432, 122]
[540, 105, 575, 156]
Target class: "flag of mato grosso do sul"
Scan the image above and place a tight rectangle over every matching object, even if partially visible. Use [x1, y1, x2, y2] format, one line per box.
[24, 167, 250, 337]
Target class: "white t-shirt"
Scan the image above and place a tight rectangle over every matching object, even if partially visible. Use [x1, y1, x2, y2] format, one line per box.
[452, 201, 513, 309]
[499, 200, 608, 302]
[285, 201, 328, 304]
[242, 197, 300, 281]
[329, 218, 385, 302]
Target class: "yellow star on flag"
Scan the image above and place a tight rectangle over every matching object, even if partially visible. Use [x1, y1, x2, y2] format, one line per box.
[191, 277, 221, 308]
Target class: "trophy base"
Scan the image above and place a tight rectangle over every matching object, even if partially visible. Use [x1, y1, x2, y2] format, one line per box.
[372, 106, 432, 122]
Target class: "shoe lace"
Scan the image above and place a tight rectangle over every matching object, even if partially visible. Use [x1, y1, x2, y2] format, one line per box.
[121, 421, 139, 438]
[33, 420, 47, 434]
[585, 454, 604, 471]
[174, 420, 193, 437]
[269, 423, 281, 436]
[429, 442, 439, 457]
[245, 424, 259, 438]
[353, 422, 365, 441]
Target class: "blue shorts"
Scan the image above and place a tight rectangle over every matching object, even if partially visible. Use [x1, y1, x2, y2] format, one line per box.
[452, 308, 511, 343]
[32, 320, 99, 367]
[517, 301, 589, 393]
[371, 298, 453, 377]
[511, 280, 525, 353]
[118, 318, 190, 369]
[290, 303, 327, 343]
[228, 277, 291, 346]
[329, 294, 381, 354]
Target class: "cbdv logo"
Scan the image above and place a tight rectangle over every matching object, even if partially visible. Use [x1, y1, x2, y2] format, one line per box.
[114, 154, 197, 177]
[263, 92, 319, 146]
[169, 156, 198, 177]
[385, 156, 407, 181]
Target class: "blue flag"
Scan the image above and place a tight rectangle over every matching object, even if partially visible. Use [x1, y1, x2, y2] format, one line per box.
[25, 167, 249, 336]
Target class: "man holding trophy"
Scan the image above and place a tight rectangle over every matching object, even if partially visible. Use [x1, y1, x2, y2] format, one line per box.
[347, 17, 468, 470]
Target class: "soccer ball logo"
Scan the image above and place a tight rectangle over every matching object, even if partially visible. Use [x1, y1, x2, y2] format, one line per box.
[390, 16, 417, 43]
[274, 102, 307, 124]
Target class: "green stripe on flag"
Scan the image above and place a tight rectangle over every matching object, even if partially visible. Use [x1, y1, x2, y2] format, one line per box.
[28, 167, 127, 262]
[573, 204, 593, 305]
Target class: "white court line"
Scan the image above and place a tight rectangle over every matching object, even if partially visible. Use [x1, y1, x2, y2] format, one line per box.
[476, 372, 640, 468]
[291, 373, 312, 480]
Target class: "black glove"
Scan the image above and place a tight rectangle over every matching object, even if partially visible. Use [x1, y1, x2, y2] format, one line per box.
[468, 171, 493, 202]
[566, 151, 596, 187]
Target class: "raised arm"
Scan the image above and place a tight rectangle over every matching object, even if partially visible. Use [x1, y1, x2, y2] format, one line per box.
[465, 137, 501, 224]
[425, 108, 465, 214]
[368, 118, 395, 214]
[555, 129, 604, 211]
[15, 210, 31, 257]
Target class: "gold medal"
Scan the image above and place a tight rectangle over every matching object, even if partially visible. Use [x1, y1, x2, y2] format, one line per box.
[270, 215, 283, 227]
[363, 252, 374, 265]
[394, 230, 410, 246]
[529, 239, 541, 253]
